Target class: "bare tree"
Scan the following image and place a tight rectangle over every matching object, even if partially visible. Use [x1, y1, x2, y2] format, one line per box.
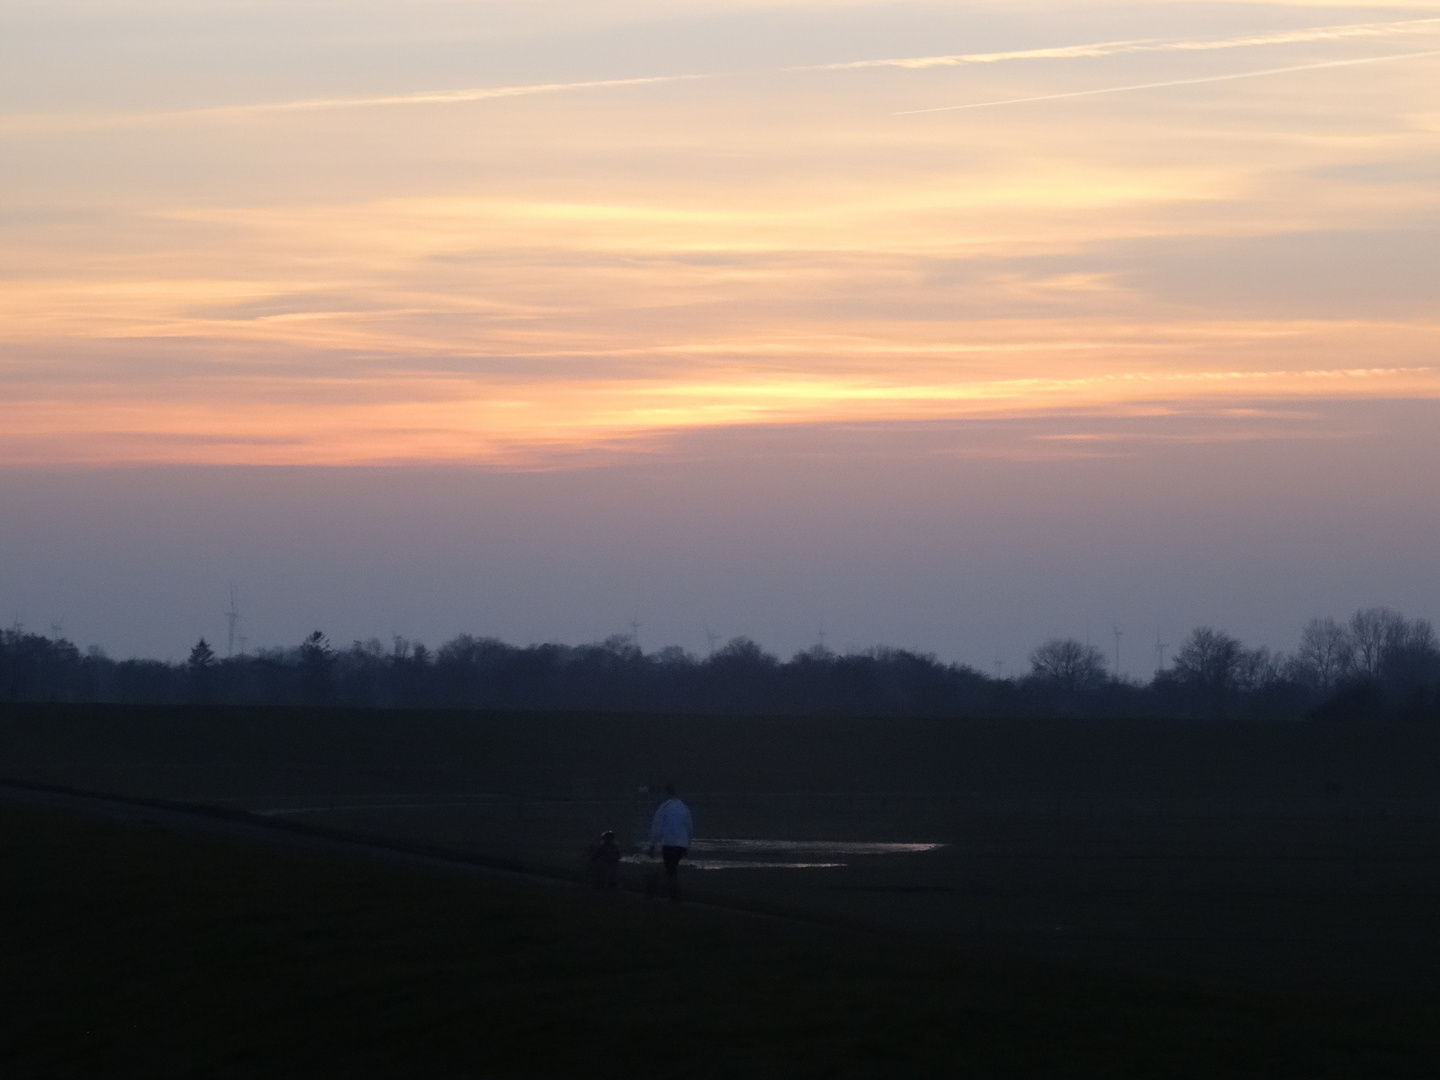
[1295, 617, 1353, 691]
[1380, 616, 1439, 688]
[1028, 638, 1108, 693]
[1349, 607, 1406, 680]
[1235, 646, 1285, 692]
[1172, 627, 1245, 693]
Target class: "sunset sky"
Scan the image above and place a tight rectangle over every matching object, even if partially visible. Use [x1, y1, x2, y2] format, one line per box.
[3, 1, 1438, 668]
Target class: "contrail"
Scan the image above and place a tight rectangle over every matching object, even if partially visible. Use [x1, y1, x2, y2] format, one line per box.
[0, 74, 707, 132]
[193, 74, 705, 117]
[0, 75, 722, 136]
[897, 49, 1440, 115]
[3, 15, 1438, 132]
[806, 39, 1155, 72]
[820, 16, 1440, 72]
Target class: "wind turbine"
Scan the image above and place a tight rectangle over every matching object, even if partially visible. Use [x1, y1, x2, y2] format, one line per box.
[1112, 624, 1124, 679]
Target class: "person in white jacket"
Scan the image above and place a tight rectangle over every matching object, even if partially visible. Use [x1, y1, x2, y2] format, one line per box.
[648, 784, 693, 902]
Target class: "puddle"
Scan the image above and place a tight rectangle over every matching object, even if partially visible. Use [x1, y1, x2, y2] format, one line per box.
[694, 839, 942, 856]
[623, 838, 943, 871]
[620, 859, 849, 870]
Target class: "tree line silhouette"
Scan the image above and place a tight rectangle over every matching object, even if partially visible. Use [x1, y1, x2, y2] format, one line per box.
[1, 607, 1436, 720]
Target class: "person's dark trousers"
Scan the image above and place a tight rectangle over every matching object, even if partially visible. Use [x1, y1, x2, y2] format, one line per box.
[661, 845, 687, 901]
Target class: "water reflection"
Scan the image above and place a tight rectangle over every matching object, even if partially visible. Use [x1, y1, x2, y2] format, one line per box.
[619, 857, 847, 870]
[623, 838, 943, 871]
[695, 839, 942, 856]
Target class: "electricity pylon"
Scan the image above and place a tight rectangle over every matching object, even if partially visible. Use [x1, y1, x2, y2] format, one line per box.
[225, 584, 241, 658]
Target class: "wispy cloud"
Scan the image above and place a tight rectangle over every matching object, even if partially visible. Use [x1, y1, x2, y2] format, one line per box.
[897, 50, 1440, 114]
[6, 353, 1435, 467]
[8, 5, 1440, 468]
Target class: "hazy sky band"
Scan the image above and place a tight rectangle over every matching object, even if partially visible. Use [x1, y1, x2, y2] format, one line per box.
[4, 0, 1440, 662]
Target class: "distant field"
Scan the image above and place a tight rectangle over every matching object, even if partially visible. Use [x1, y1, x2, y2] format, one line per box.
[4, 703, 1440, 1002]
[5, 798, 1440, 1078]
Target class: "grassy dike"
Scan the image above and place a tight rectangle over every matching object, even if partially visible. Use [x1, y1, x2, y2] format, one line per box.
[1, 802, 1435, 1079]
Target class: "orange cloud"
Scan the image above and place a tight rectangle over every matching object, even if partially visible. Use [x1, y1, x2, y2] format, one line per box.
[4, 2, 1439, 467]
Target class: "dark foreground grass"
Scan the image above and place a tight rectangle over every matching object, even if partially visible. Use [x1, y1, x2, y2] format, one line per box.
[1, 805, 1436, 1080]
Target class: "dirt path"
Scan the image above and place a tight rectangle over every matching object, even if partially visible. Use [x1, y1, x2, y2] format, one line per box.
[0, 774, 593, 885]
[0, 775, 860, 930]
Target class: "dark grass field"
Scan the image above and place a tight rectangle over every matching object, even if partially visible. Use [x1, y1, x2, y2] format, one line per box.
[10, 704, 1440, 803]
[6, 701, 1440, 1074]
[5, 798, 1440, 1079]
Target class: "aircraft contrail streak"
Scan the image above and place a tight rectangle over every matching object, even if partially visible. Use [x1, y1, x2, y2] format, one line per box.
[896, 49, 1440, 115]
[198, 75, 704, 116]
[820, 16, 1440, 72]
[2, 17, 1437, 132]
[0, 74, 710, 133]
